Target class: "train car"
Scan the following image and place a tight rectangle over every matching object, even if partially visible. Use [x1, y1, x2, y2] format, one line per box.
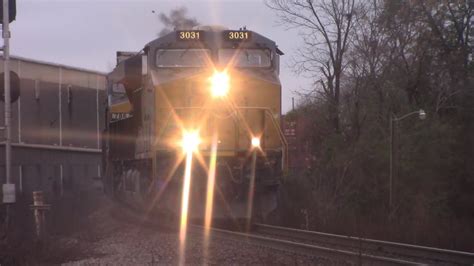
[103, 26, 287, 222]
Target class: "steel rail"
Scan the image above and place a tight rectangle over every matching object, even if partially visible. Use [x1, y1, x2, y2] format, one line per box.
[190, 225, 423, 265]
[253, 223, 474, 265]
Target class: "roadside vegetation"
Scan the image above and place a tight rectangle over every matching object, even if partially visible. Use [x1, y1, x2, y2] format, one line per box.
[268, 0, 473, 251]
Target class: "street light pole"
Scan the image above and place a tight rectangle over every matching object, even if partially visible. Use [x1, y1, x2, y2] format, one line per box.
[389, 109, 426, 213]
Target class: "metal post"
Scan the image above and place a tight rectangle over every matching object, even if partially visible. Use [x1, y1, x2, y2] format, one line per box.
[18, 165, 22, 193]
[3, 0, 12, 185]
[58, 68, 62, 146]
[31, 191, 50, 240]
[1, 0, 15, 224]
[17, 60, 20, 142]
[33, 191, 44, 238]
[59, 164, 64, 196]
[389, 116, 394, 212]
[96, 75, 100, 149]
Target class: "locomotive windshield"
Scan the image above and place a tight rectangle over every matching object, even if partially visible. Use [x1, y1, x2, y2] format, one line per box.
[218, 49, 271, 68]
[156, 49, 211, 67]
[109, 83, 128, 106]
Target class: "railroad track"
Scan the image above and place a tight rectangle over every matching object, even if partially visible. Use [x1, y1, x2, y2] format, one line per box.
[252, 223, 474, 265]
[191, 224, 425, 265]
[111, 203, 414, 264]
[110, 201, 474, 265]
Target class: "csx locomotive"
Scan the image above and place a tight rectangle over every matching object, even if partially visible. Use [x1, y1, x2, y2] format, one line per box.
[103, 26, 287, 221]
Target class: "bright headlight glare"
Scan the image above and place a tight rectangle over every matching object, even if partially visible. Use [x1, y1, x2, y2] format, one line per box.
[210, 71, 230, 98]
[181, 130, 201, 153]
[251, 137, 260, 148]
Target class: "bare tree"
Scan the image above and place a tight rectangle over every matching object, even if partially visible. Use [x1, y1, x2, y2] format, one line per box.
[418, 0, 473, 113]
[267, 0, 358, 132]
[157, 7, 199, 37]
[274, 0, 474, 248]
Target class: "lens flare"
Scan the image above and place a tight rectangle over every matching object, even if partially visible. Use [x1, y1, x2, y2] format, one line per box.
[181, 130, 201, 153]
[246, 149, 258, 232]
[205, 135, 218, 229]
[178, 130, 200, 265]
[210, 71, 230, 98]
[204, 132, 218, 263]
[251, 137, 260, 148]
[179, 150, 194, 266]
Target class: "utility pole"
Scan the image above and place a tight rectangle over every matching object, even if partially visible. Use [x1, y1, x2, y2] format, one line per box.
[3, 0, 11, 185]
[2, 0, 15, 208]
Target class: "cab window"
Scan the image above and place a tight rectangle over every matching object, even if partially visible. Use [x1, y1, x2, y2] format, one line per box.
[218, 49, 272, 68]
[155, 49, 211, 68]
[109, 83, 128, 106]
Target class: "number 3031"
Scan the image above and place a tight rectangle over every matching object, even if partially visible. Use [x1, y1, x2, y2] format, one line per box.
[180, 31, 200, 39]
[229, 31, 249, 40]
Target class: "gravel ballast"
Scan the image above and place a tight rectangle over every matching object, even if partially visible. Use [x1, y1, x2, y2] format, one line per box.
[62, 196, 352, 265]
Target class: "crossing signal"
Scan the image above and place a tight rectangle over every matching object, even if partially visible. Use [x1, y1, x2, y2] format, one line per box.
[0, 71, 20, 103]
[0, 0, 16, 23]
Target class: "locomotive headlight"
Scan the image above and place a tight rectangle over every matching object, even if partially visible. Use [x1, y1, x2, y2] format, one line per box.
[251, 137, 261, 149]
[181, 130, 201, 153]
[210, 71, 230, 98]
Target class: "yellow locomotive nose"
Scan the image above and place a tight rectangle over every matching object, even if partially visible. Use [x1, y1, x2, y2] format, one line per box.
[209, 70, 230, 98]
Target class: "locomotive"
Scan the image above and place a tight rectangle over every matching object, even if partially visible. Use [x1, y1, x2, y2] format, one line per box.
[103, 26, 287, 222]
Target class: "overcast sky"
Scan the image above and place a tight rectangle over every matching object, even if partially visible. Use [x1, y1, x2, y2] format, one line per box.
[11, 0, 311, 112]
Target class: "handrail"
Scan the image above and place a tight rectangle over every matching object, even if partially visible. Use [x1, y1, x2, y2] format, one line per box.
[263, 108, 288, 171]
